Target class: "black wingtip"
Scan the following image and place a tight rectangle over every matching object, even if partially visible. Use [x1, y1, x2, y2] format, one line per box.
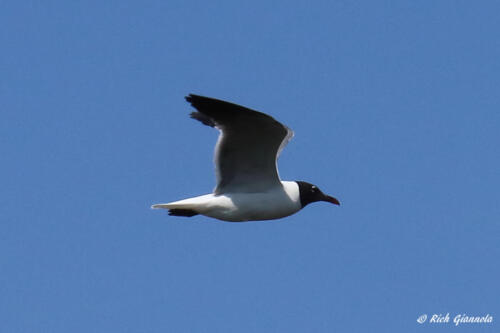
[168, 209, 199, 217]
[185, 93, 202, 104]
[190, 111, 216, 127]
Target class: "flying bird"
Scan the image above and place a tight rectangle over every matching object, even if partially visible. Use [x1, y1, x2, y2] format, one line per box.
[152, 94, 340, 222]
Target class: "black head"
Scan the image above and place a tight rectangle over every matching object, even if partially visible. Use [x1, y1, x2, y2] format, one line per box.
[296, 181, 340, 208]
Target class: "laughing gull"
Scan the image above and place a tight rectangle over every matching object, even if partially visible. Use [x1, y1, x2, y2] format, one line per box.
[152, 94, 340, 222]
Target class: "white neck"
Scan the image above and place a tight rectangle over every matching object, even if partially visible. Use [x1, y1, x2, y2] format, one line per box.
[280, 181, 301, 204]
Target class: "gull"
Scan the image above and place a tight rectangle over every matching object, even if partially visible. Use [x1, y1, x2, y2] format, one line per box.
[152, 94, 340, 222]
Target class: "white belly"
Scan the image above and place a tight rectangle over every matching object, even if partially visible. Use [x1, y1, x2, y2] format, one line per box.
[200, 181, 302, 222]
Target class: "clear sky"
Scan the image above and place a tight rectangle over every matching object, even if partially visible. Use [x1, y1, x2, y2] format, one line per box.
[1, 1, 499, 332]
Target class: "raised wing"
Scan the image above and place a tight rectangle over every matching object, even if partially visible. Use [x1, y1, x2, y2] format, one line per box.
[186, 94, 293, 194]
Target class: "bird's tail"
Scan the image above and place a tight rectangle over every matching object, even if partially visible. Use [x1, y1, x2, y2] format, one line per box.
[151, 203, 199, 217]
[151, 195, 212, 218]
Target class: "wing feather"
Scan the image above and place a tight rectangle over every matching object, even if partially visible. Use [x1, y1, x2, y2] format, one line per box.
[186, 94, 293, 194]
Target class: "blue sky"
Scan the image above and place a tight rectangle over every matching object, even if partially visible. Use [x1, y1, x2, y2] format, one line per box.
[1, 0, 499, 332]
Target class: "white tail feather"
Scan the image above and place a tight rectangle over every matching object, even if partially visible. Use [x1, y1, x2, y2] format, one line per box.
[151, 194, 215, 210]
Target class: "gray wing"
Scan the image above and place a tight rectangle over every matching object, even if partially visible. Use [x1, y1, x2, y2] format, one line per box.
[186, 94, 294, 194]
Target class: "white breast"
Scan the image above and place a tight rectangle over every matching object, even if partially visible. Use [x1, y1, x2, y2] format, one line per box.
[199, 181, 302, 222]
